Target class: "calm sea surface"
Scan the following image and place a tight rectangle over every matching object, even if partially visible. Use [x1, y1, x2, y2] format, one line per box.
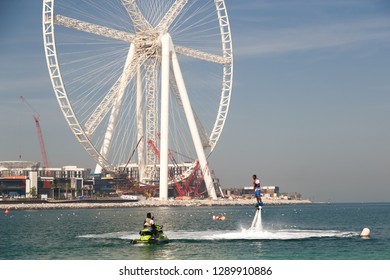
[1, 203, 389, 260]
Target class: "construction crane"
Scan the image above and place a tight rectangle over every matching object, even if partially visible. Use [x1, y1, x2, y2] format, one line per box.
[20, 96, 50, 174]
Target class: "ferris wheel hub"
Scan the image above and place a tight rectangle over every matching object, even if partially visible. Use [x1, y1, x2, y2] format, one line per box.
[134, 30, 161, 55]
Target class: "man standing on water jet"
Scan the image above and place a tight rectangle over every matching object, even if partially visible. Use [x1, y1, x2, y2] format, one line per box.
[253, 174, 263, 209]
[251, 175, 264, 229]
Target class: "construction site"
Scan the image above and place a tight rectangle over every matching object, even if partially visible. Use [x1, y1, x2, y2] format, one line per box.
[0, 160, 224, 200]
[0, 97, 223, 200]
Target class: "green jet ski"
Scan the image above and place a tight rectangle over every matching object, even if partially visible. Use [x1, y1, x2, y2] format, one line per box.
[132, 224, 168, 245]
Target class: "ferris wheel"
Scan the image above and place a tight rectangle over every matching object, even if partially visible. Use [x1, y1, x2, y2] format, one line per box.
[42, 0, 233, 199]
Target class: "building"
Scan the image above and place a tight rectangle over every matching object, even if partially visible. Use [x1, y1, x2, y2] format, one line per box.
[241, 185, 280, 198]
[0, 161, 88, 199]
[261, 186, 280, 198]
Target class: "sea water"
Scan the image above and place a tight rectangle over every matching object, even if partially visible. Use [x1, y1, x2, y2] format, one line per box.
[1, 203, 389, 260]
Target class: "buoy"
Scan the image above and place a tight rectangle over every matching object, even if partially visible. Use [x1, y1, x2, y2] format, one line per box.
[360, 228, 370, 238]
[5, 209, 9, 215]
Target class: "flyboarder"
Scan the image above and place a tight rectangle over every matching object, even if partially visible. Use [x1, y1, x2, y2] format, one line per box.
[252, 174, 263, 208]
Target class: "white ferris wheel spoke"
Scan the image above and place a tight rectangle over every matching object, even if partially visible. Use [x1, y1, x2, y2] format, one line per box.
[121, 0, 188, 34]
[156, 0, 188, 33]
[54, 14, 135, 43]
[174, 45, 227, 64]
[121, 0, 152, 31]
[55, 14, 226, 65]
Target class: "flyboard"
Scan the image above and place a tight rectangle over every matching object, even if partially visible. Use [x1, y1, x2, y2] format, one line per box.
[250, 202, 263, 231]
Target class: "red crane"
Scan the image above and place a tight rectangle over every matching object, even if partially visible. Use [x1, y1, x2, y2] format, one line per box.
[184, 161, 207, 197]
[20, 96, 50, 175]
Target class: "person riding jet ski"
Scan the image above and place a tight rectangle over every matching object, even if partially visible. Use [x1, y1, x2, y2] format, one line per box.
[132, 213, 168, 244]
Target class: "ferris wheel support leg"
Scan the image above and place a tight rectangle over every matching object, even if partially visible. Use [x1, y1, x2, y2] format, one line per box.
[169, 36, 217, 200]
[136, 64, 145, 182]
[159, 34, 171, 200]
[95, 43, 136, 174]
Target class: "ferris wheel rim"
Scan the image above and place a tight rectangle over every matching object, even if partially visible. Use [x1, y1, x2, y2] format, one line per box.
[209, 0, 233, 153]
[42, 0, 115, 172]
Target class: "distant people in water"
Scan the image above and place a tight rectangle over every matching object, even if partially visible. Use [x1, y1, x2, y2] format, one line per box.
[212, 214, 226, 221]
[253, 174, 263, 207]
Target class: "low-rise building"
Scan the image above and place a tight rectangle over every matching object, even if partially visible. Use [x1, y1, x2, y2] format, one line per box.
[261, 186, 280, 198]
[0, 161, 88, 199]
[241, 185, 280, 197]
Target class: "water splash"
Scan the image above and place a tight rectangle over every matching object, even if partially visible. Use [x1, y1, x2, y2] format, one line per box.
[250, 206, 262, 231]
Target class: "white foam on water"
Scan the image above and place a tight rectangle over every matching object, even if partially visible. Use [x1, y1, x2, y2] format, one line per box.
[79, 231, 136, 240]
[78, 209, 358, 242]
[78, 228, 358, 241]
[167, 228, 357, 240]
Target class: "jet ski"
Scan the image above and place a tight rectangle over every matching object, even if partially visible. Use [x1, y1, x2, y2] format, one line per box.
[132, 224, 168, 245]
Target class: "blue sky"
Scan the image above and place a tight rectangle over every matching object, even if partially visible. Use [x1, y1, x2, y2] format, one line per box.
[1, 0, 389, 202]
